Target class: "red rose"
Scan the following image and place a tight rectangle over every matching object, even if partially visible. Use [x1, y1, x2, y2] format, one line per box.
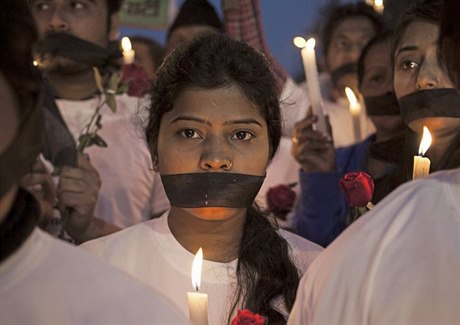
[266, 183, 297, 220]
[231, 309, 265, 325]
[121, 64, 151, 97]
[339, 171, 374, 207]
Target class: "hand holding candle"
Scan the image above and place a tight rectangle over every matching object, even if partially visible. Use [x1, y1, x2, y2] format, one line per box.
[293, 36, 328, 135]
[121, 36, 135, 65]
[187, 248, 208, 325]
[345, 87, 362, 143]
[413, 126, 432, 179]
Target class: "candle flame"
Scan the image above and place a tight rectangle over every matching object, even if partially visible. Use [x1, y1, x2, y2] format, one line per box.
[305, 38, 316, 50]
[418, 126, 432, 156]
[374, 0, 384, 13]
[345, 87, 361, 113]
[32, 60, 38, 66]
[191, 247, 203, 291]
[293, 36, 307, 49]
[121, 36, 132, 52]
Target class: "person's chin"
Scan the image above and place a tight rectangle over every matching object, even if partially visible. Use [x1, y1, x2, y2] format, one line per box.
[183, 207, 244, 222]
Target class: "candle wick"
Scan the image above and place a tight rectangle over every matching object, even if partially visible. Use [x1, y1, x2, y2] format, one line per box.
[195, 285, 199, 292]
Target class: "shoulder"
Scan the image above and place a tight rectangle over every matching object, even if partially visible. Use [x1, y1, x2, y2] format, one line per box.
[279, 229, 323, 273]
[80, 217, 161, 258]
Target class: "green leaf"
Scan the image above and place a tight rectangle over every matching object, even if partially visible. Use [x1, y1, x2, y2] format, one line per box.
[91, 134, 108, 148]
[77, 133, 93, 152]
[109, 71, 122, 92]
[116, 82, 129, 95]
[106, 93, 117, 113]
[92, 67, 104, 94]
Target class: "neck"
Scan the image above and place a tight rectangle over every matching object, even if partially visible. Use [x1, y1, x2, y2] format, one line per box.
[47, 70, 99, 100]
[426, 129, 459, 167]
[168, 207, 246, 263]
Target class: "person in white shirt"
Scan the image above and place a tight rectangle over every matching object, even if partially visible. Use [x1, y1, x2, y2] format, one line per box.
[26, 0, 169, 243]
[0, 3, 188, 323]
[82, 33, 323, 325]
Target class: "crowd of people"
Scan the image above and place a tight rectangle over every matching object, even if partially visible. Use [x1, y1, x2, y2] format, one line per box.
[0, 0, 459, 324]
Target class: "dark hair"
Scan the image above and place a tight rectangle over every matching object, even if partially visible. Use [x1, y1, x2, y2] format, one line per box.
[145, 33, 298, 324]
[0, 0, 41, 118]
[107, 0, 123, 16]
[322, 3, 384, 57]
[391, 0, 443, 63]
[129, 35, 165, 69]
[357, 31, 393, 88]
[439, 0, 460, 88]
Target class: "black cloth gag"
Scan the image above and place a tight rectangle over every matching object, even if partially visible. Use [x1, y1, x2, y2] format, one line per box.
[161, 172, 265, 208]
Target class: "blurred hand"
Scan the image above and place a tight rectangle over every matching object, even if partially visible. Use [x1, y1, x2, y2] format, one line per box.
[291, 112, 336, 172]
[20, 157, 56, 225]
[57, 153, 101, 236]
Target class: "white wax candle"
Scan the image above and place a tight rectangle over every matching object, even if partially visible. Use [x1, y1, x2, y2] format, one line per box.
[412, 156, 431, 179]
[345, 87, 362, 142]
[187, 248, 208, 325]
[413, 126, 432, 179]
[294, 37, 328, 134]
[121, 36, 135, 65]
[187, 291, 208, 325]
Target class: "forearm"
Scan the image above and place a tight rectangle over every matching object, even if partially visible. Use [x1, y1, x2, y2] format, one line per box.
[295, 171, 347, 247]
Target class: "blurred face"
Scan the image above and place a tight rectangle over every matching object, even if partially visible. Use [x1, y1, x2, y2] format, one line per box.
[394, 20, 458, 134]
[156, 85, 270, 221]
[327, 16, 376, 73]
[165, 25, 218, 55]
[361, 40, 403, 133]
[132, 41, 156, 80]
[30, 0, 116, 72]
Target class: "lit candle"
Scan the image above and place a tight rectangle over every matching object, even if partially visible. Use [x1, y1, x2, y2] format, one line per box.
[187, 248, 208, 325]
[413, 126, 432, 179]
[293, 36, 328, 134]
[374, 0, 384, 14]
[121, 36, 135, 65]
[344, 87, 362, 142]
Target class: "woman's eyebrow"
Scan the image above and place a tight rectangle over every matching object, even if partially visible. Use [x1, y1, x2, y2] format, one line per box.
[396, 45, 418, 56]
[169, 115, 211, 126]
[223, 118, 262, 126]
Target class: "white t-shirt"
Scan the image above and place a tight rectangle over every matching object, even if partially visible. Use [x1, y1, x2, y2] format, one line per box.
[0, 227, 189, 324]
[57, 94, 169, 227]
[288, 168, 460, 325]
[82, 212, 323, 324]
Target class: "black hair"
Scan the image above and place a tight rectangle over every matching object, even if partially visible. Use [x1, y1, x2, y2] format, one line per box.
[145, 33, 299, 324]
[391, 0, 443, 63]
[439, 0, 460, 89]
[129, 35, 165, 69]
[322, 2, 384, 57]
[357, 31, 393, 88]
[0, 0, 41, 118]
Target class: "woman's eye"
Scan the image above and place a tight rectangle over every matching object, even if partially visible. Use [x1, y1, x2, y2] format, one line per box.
[71, 1, 85, 10]
[401, 60, 420, 70]
[179, 129, 200, 139]
[232, 131, 254, 141]
[32, 1, 50, 11]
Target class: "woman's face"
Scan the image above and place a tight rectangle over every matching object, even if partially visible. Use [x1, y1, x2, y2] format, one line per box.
[394, 20, 458, 133]
[361, 40, 403, 133]
[156, 84, 270, 221]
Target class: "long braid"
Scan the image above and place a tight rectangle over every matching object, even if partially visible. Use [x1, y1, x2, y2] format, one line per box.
[227, 206, 300, 324]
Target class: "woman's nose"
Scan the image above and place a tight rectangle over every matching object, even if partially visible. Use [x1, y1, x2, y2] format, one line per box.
[199, 139, 233, 172]
[416, 49, 441, 90]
